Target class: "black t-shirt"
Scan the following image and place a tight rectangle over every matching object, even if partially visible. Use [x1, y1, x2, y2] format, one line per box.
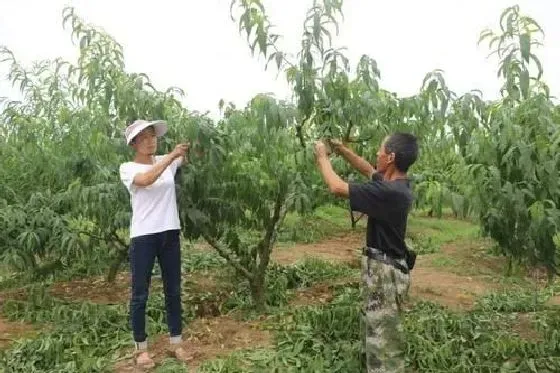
[349, 172, 413, 259]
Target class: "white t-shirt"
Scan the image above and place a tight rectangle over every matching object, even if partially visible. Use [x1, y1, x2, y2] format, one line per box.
[119, 155, 182, 238]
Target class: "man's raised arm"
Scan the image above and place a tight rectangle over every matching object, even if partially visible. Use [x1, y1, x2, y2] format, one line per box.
[329, 140, 376, 179]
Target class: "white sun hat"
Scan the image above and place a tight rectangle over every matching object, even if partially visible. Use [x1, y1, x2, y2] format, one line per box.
[124, 119, 168, 145]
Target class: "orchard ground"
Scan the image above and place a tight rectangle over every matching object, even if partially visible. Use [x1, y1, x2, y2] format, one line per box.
[1, 205, 560, 372]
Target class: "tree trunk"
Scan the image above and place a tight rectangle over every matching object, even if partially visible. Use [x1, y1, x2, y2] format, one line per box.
[546, 266, 555, 285]
[506, 256, 513, 277]
[250, 190, 289, 311]
[249, 274, 266, 311]
[349, 208, 356, 229]
[107, 247, 128, 283]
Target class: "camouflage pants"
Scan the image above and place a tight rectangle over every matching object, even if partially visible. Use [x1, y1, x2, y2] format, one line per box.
[361, 250, 410, 373]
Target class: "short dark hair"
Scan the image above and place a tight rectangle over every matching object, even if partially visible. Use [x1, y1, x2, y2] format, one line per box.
[384, 132, 418, 172]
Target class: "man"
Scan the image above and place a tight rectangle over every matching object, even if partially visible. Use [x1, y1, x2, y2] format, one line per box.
[313, 133, 418, 373]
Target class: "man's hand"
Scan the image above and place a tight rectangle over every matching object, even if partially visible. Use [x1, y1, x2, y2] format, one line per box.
[326, 138, 344, 154]
[314, 140, 349, 197]
[326, 138, 375, 179]
[172, 142, 190, 159]
[314, 140, 329, 160]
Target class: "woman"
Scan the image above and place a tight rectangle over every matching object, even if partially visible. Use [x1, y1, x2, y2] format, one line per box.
[119, 119, 190, 368]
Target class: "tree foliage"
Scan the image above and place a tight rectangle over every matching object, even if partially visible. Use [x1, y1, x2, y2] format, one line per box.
[0, 3, 559, 309]
[466, 5, 560, 278]
[232, 2, 560, 278]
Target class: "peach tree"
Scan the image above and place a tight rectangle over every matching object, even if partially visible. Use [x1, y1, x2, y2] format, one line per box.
[0, 7, 313, 311]
[466, 6, 560, 278]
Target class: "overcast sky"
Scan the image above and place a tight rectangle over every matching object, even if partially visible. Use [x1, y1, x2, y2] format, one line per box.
[1, 1, 558, 119]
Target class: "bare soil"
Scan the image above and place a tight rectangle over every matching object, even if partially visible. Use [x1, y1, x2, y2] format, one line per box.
[408, 267, 501, 310]
[3, 222, 536, 371]
[275, 232, 506, 311]
[271, 232, 363, 267]
[0, 317, 36, 349]
[113, 315, 272, 372]
[49, 272, 131, 304]
[546, 295, 560, 307]
[48, 271, 230, 317]
[510, 313, 543, 342]
[290, 276, 358, 306]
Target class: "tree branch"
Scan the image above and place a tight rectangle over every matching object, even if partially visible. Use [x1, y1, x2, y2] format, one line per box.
[345, 135, 373, 143]
[296, 121, 306, 148]
[106, 240, 129, 283]
[70, 229, 128, 250]
[72, 229, 106, 242]
[257, 189, 289, 274]
[111, 231, 128, 250]
[202, 232, 253, 280]
[344, 119, 353, 143]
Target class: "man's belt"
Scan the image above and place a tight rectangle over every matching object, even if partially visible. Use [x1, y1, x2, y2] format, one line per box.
[362, 247, 412, 275]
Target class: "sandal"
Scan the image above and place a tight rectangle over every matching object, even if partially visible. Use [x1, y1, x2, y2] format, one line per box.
[134, 350, 155, 369]
[167, 345, 194, 362]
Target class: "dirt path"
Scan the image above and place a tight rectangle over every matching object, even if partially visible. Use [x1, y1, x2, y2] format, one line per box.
[0, 317, 36, 349]
[51, 231, 504, 313]
[110, 230, 511, 371]
[274, 231, 507, 310]
[272, 232, 364, 267]
[408, 268, 499, 310]
[49, 271, 232, 318]
[49, 272, 131, 304]
[0, 228, 511, 371]
[113, 315, 272, 372]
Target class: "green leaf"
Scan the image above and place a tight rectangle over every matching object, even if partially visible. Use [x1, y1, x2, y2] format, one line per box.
[529, 53, 543, 79]
[519, 34, 530, 62]
[519, 69, 530, 99]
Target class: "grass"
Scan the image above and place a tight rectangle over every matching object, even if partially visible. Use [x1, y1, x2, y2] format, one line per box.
[405, 212, 519, 279]
[277, 204, 361, 245]
[193, 287, 560, 373]
[278, 204, 482, 254]
[185, 207, 560, 371]
[430, 256, 458, 268]
[222, 258, 357, 316]
[407, 214, 480, 249]
[3, 205, 560, 372]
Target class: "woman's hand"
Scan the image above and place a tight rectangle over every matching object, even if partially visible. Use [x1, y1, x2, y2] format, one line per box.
[172, 143, 190, 159]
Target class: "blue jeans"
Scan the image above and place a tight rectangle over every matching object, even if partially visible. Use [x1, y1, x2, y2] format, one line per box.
[129, 229, 182, 343]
